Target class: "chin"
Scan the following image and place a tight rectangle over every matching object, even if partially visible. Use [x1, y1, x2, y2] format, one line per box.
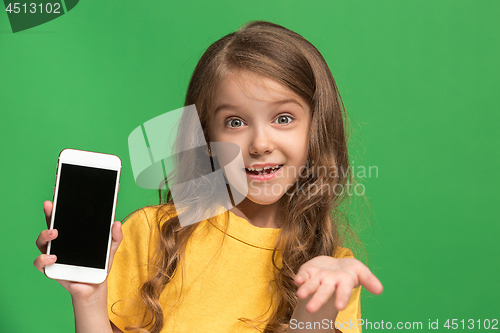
[245, 193, 283, 206]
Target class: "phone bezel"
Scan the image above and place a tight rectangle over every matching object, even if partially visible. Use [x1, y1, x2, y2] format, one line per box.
[45, 148, 121, 284]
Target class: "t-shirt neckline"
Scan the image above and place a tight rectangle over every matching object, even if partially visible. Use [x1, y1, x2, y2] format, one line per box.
[209, 209, 281, 250]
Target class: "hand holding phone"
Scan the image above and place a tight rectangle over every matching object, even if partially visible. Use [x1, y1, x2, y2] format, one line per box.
[34, 149, 122, 286]
[34, 201, 123, 298]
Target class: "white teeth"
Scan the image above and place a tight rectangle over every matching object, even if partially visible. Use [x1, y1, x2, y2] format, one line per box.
[246, 165, 282, 172]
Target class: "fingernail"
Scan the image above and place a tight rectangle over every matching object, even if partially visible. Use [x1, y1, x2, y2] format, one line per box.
[48, 255, 56, 260]
[48, 230, 53, 236]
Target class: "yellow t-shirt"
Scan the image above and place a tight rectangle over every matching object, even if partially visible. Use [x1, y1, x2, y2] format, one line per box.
[107, 206, 361, 333]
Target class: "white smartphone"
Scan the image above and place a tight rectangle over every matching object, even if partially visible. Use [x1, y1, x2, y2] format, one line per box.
[45, 148, 121, 284]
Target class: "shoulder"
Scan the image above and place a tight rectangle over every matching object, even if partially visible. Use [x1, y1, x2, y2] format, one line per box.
[110, 203, 178, 271]
[333, 246, 355, 259]
[122, 204, 177, 230]
[117, 204, 178, 249]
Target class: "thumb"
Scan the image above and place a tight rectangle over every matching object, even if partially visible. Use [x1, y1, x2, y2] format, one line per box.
[107, 221, 123, 273]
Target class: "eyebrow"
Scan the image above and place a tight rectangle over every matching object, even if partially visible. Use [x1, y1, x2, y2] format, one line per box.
[213, 99, 305, 115]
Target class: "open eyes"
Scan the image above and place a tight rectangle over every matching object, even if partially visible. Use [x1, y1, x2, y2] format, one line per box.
[225, 115, 294, 128]
[226, 118, 244, 128]
[275, 115, 293, 125]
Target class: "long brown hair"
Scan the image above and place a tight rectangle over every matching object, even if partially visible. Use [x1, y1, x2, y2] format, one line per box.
[129, 20, 357, 333]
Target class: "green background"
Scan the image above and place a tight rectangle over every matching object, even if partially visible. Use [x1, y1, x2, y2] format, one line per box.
[1, 0, 499, 332]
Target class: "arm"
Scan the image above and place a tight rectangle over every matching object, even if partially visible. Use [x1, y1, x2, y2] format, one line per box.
[72, 287, 113, 333]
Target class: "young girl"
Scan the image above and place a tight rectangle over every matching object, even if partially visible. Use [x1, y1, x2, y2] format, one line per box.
[35, 21, 383, 333]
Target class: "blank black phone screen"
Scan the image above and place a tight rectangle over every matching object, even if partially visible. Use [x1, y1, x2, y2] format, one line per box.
[51, 163, 118, 269]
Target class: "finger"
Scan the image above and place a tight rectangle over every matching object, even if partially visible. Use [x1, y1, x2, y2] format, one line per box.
[43, 201, 53, 229]
[34, 254, 57, 273]
[334, 280, 355, 311]
[111, 221, 123, 247]
[35, 229, 58, 254]
[297, 277, 320, 300]
[294, 268, 310, 285]
[305, 278, 337, 313]
[358, 265, 383, 295]
[107, 222, 123, 272]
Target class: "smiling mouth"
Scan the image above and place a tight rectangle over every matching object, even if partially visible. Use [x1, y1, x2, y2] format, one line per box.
[245, 165, 284, 175]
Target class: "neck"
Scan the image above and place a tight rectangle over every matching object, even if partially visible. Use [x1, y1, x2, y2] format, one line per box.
[230, 198, 280, 229]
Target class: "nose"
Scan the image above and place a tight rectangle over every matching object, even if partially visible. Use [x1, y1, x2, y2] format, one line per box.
[249, 127, 275, 155]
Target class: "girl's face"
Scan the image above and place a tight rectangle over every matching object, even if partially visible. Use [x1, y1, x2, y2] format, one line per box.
[210, 70, 311, 205]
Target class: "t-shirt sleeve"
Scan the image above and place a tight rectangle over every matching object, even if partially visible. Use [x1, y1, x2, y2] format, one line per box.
[107, 207, 154, 331]
[334, 247, 362, 333]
